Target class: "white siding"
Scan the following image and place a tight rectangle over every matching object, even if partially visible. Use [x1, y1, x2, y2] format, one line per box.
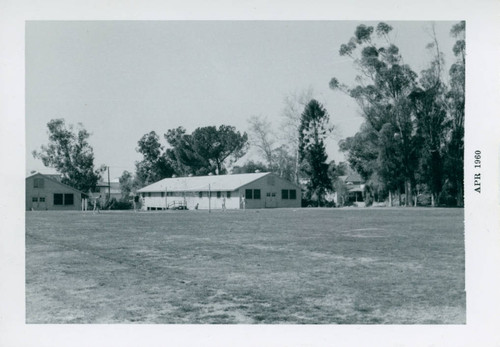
[141, 190, 239, 210]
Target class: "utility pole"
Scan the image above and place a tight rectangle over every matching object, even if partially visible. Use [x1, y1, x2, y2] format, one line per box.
[208, 184, 211, 213]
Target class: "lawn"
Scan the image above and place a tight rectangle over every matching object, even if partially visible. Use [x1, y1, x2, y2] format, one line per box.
[25, 208, 465, 324]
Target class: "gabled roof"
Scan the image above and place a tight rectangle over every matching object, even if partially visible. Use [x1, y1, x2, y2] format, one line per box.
[345, 173, 363, 183]
[138, 172, 272, 193]
[26, 172, 87, 195]
[44, 174, 63, 182]
[27, 172, 63, 181]
[97, 177, 120, 186]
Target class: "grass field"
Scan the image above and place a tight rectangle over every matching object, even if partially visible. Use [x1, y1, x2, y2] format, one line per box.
[26, 208, 465, 324]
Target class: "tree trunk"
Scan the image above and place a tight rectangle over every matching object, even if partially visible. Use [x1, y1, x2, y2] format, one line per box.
[389, 191, 393, 207]
[431, 193, 435, 207]
[294, 148, 300, 184]
[404, 182, 408, 207]
[405, 180, 414, 207]
[456, 181, 464, 207]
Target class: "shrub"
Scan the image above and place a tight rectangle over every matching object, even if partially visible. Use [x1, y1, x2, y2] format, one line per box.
[106, 198, 133, 210]
[416, 194, 432, 206]
[113, 201, 133, 210]
[324, 200, 336, 208]
[364, 194, 373, 207]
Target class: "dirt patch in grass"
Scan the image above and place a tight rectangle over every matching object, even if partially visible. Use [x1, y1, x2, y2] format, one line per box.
[26, 208, 465, 324]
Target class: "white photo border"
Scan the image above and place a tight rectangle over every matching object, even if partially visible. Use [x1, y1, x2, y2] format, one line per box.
[1, 1, 499, 346]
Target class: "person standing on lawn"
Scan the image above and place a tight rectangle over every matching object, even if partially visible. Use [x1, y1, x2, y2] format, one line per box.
[93, 195, 101, 213]
[133, 195, 138, 212]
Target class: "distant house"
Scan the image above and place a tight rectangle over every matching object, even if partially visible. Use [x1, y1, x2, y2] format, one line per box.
[333, 173, 365, 206]
[344, 173, 365, 204]
[96, 178, 122, 201]
[137, 172, 301, 210]
[26, 173, 87, 211]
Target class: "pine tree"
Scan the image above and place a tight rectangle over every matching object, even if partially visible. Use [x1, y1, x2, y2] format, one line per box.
[298, 100, 332, 206]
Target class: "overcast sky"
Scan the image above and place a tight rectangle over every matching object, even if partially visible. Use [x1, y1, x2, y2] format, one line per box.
[26, 21, 458, 178]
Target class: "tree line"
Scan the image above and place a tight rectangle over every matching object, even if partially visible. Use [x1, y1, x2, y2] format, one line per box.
[122, 97, 334, 206]
[32, 98, 334, 206]
[330, 21, 465, 207]
[33, 21, 464, 207]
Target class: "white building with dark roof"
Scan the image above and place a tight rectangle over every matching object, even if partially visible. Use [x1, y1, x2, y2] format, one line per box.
[137, 172, 301, 210]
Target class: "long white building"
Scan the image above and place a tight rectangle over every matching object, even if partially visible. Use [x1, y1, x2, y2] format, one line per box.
[137, 172, 301, 210]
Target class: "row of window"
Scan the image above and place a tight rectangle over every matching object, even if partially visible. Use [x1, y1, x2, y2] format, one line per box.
[142, 191, 233, 198]
[245, 189, 297, 200]
[32, 197, 46, 202]
[281, 189, 297, 200]
[245, 189, 261, 200]
[54, 193, 74, 205]
[139, 189, 297, 200]
[31, 194, 75, 205]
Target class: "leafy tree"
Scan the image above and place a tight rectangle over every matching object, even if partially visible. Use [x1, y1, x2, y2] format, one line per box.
[327, 160, 347, 183]
[327, 161, 350, 206]
[339, 128, 392, 205]
[247, 115, 276, 169]
[299, 99, 333, 205]
[119, 170, 134, 201]
[410, 32, 448, 206]
[363, 172, 386, 205]
[32, 119, 104, 192]
[231, 160, 268, 174]
[330, 22, 419, 205]
[271, 145, 296, 182]
[443, 21, 465, 206]
[165, 125, 248, 175]
[246, 116, 297, 181]
[377, 123, 406, 194]
[135, 131, 175, 186]
[338, 123, 379, 181]
[164, 127, 208, 175]
[280, 88, 315, 184]
[190, 125, 248, 175]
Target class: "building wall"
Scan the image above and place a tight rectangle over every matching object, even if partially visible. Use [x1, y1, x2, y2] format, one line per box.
[239, 174, 301, 209]
[140, 190, 240, 210]
[26, 175, 83, 211]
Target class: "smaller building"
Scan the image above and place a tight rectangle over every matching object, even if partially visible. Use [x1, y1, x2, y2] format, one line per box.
[26, 173, 87, 211]
[333, 173, 365, 206]
[344, 173, 365, 203]
[96, 178, 122, 201]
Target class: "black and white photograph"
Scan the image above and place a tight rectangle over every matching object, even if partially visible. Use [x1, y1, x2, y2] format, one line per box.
[1, 1, 500, 346]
